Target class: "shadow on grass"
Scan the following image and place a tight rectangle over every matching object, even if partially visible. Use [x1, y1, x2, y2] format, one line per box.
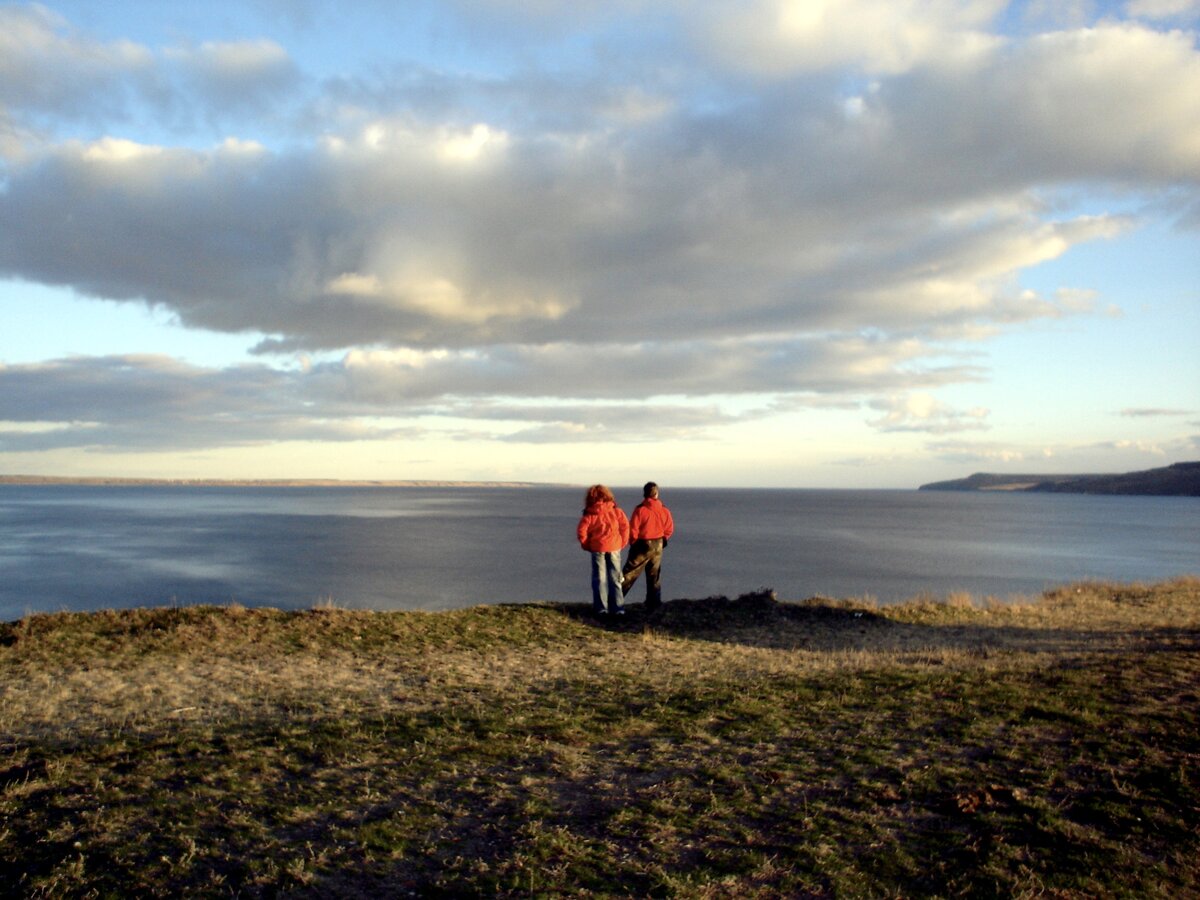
[552, 589, 1200, 657]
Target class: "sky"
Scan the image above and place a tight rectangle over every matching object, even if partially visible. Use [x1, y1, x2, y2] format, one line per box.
[0, 0, 1197, 488]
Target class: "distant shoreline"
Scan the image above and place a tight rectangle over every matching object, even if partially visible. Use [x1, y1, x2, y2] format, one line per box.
[0, 475, 555, 489]
[919, 461, 1200, 497]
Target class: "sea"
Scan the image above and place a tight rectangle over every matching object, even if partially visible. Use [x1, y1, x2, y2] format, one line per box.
[0, 484, 1197, 621]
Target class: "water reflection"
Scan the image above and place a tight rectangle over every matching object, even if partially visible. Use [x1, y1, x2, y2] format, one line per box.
[0, 485, 1196, 620]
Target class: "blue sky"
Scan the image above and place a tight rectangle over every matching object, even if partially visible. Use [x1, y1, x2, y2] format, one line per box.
[1, 0, 1197, 488]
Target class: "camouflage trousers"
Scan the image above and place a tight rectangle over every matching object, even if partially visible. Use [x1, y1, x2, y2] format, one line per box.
[621, 538, 665, 607]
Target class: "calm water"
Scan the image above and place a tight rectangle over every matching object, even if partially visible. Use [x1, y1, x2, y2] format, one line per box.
[0, 485, 1196, 620]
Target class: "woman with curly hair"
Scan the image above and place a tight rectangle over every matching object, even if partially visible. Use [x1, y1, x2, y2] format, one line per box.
[575, 484, 630, 616]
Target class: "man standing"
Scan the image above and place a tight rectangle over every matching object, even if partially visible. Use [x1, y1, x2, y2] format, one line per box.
[621, 482, 675, 610]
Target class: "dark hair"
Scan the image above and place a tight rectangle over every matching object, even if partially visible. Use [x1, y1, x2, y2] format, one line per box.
[585, 484, 615, 507]
[643, 482, 659, 498]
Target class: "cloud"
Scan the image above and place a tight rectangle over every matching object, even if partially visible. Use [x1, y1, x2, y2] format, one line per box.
[0, 41, 1168, 354]
[7, 19, 1193, 345]
[0, 338, 975, 453]
[0, 4, 156, 124]
[313, 337, 982, 403]
[165, 39, 300, 115]
[1120, 407, 1194, 417]
[0, 352, 770, 452]
[486, 402, 740, 443]
[2, 5, 1199, 454]
[1022, 1, 1098, 29]
[1092, 439, 1167, 455]
[697, 0, 1006, 76]
[0, 355, 405, 452]
[868, 394, 990, 434]
[926, 434, 1200, 469]
[1126, 0, 1200, 19]
[924, 439, 1030, 465]
[0, 5, 301, 136]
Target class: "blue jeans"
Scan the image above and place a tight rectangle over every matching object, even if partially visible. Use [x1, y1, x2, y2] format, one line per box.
[590, 550, 624, 614]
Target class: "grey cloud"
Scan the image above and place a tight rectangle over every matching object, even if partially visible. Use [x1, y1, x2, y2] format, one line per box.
[0, 104, 1135, 354]
[1, 6, 1198, 439]
[0, 141, 325, 333]
[309, 338, 984, 405]
[0, 353, 738, 452]
[0, 340, 962, 453]
[1126, 0, 1200, 22]
[0, 355, 288, 423]
[927, 435, 1200, 468]
[313, 61, 677, 139]
[469, 400, 741, 442]
[1120, 407, 1194, 417]
[0, 355, 411, 452]
[875, 25, 1200, 186]
[166, 40, 302, 119]
[0, 5, 158, 124]
[0, 6, 302, 136]
[437, 0, 668, 45]
[0, 418, 408, 453]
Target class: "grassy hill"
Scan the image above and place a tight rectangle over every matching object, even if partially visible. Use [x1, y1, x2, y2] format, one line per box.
[3, 580, 1199, 897]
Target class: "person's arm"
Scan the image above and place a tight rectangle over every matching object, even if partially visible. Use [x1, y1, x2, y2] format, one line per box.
[633, 506, 651, 541]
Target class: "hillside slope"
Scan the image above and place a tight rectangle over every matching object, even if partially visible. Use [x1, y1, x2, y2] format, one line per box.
[920, 461, 1200, 496]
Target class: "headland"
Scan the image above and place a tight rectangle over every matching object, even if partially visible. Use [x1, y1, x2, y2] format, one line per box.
[919, 460, 1200, 496]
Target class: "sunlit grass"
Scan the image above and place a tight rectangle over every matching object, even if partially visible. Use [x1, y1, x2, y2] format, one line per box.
[2, 577, 1198, 896]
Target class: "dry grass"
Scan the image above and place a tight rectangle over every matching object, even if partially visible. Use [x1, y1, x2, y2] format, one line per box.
[2, 577, 1198, 897]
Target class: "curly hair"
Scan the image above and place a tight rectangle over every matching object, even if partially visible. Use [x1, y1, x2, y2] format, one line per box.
[584, 484, 615, 507]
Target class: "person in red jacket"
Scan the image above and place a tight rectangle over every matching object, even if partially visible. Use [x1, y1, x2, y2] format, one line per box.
[621, 481, 675, 610]
[576, 484, 630, 616]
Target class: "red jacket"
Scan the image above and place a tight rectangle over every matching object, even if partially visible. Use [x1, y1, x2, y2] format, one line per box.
[629, 497, 674, 542]
[577, 500, 630, 552]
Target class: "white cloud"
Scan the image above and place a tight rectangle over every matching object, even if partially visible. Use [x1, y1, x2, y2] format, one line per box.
[325, 267, 570, 325]
[698, 0, 1006, 76]
[868, 394, 990, 433]
[1097, 439, 1167, 454]
[925, 440, 1029, 464]
[437, 123, 510, 162]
